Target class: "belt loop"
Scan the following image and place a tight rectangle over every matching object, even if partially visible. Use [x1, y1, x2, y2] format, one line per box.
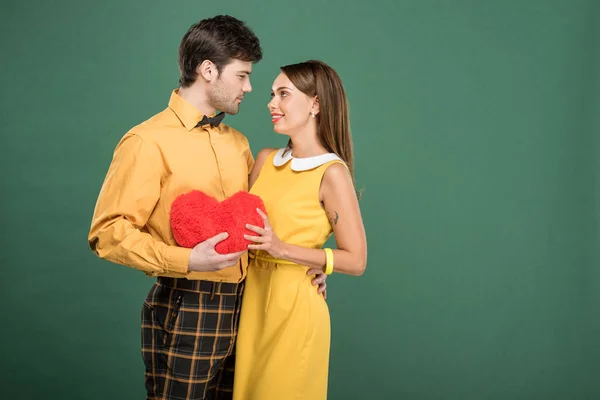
[210, 282, 216, 300]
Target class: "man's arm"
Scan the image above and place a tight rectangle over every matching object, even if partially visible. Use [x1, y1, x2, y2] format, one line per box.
[246, 138, 256, 178]
[88, 133, 190, 275]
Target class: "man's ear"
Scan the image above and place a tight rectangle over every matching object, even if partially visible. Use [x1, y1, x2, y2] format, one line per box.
[197, 60, 217, 82]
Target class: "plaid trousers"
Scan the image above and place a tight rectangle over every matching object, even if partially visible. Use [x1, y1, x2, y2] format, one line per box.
[141, 277, 244, 400]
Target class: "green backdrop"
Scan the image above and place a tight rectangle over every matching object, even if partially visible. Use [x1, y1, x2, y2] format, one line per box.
[1, 0, 598, 399]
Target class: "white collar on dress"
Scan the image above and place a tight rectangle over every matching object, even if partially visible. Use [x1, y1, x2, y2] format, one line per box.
[272, 148, 342, 171]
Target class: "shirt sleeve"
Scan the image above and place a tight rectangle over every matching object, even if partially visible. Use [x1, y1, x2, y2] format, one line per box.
[246, 139, 255, 175]
[88, 133, 190, 275]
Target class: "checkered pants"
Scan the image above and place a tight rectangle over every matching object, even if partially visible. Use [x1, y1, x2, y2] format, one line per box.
[141, 277, 244, 400]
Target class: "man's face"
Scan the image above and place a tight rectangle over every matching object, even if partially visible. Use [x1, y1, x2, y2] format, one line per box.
[209, 59, 253, 115]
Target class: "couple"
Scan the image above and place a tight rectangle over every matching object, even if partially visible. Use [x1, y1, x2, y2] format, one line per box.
[88, 15, 367, 400]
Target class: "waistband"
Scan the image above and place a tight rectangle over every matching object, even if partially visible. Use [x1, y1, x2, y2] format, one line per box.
[157, 277, 242, 295]
[248, 252, 301, 265]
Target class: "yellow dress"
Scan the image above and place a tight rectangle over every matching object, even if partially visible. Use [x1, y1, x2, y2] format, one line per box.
[233, 148, 344, 400]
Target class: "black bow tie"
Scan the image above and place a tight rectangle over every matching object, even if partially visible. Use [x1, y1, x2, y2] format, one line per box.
[196, 112, 225, 128]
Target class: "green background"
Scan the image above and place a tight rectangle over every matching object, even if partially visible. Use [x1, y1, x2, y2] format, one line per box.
[1, 0, 598, 399]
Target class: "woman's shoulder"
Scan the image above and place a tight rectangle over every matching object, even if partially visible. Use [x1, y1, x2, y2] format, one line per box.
[250, 148, 279, 186]
[321, 161, 350, 181]
[255, 148, 279, 168]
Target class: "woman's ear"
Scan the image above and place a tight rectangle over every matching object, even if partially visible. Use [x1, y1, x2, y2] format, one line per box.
[311, 96, 320, 116]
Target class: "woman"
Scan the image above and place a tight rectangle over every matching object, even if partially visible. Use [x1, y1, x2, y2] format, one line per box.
[233, 60, 367, 399]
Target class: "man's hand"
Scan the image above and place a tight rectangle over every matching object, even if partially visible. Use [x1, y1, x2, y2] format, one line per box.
[188, 232, 245, 272]
[307, 268, 328, 300]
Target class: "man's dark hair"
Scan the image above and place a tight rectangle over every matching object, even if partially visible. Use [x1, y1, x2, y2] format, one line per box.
[178, 15, 263, 87]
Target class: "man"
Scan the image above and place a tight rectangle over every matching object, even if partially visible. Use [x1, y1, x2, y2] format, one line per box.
[88, 15, 326, 400]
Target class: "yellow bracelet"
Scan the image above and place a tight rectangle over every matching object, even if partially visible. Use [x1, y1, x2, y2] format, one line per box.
[323, 248, 334, 275]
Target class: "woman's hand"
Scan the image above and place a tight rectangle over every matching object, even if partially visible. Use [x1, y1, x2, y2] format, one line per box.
[245, 209, 286, 259]
[246, 209, 329, 298]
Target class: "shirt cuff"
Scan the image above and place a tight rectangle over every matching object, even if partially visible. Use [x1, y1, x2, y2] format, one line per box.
[164, 246, 191, 274]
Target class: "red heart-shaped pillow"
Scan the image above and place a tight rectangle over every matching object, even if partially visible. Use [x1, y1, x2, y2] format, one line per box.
[170, 190, 267, 254]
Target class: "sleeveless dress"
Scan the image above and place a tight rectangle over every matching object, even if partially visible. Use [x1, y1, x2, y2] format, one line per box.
[232, 148, 345, 400]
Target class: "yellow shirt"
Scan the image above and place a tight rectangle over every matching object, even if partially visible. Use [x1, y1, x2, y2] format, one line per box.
[88, 90, 254, 282]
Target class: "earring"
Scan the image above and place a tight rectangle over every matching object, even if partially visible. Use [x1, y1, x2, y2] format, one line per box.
[310, 112, 315, 117]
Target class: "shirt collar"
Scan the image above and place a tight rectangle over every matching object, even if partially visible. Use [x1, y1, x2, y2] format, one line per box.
[168, 89, 220, 132]
[272, 148, 343, 171]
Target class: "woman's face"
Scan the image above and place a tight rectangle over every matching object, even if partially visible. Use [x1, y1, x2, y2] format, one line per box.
[268, 72, 316, 135]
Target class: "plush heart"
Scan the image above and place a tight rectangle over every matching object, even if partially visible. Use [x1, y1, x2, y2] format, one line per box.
[170, 190, 267, 254]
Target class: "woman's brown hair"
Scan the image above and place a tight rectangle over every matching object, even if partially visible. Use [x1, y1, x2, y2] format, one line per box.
[280, 60, 356, 187]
